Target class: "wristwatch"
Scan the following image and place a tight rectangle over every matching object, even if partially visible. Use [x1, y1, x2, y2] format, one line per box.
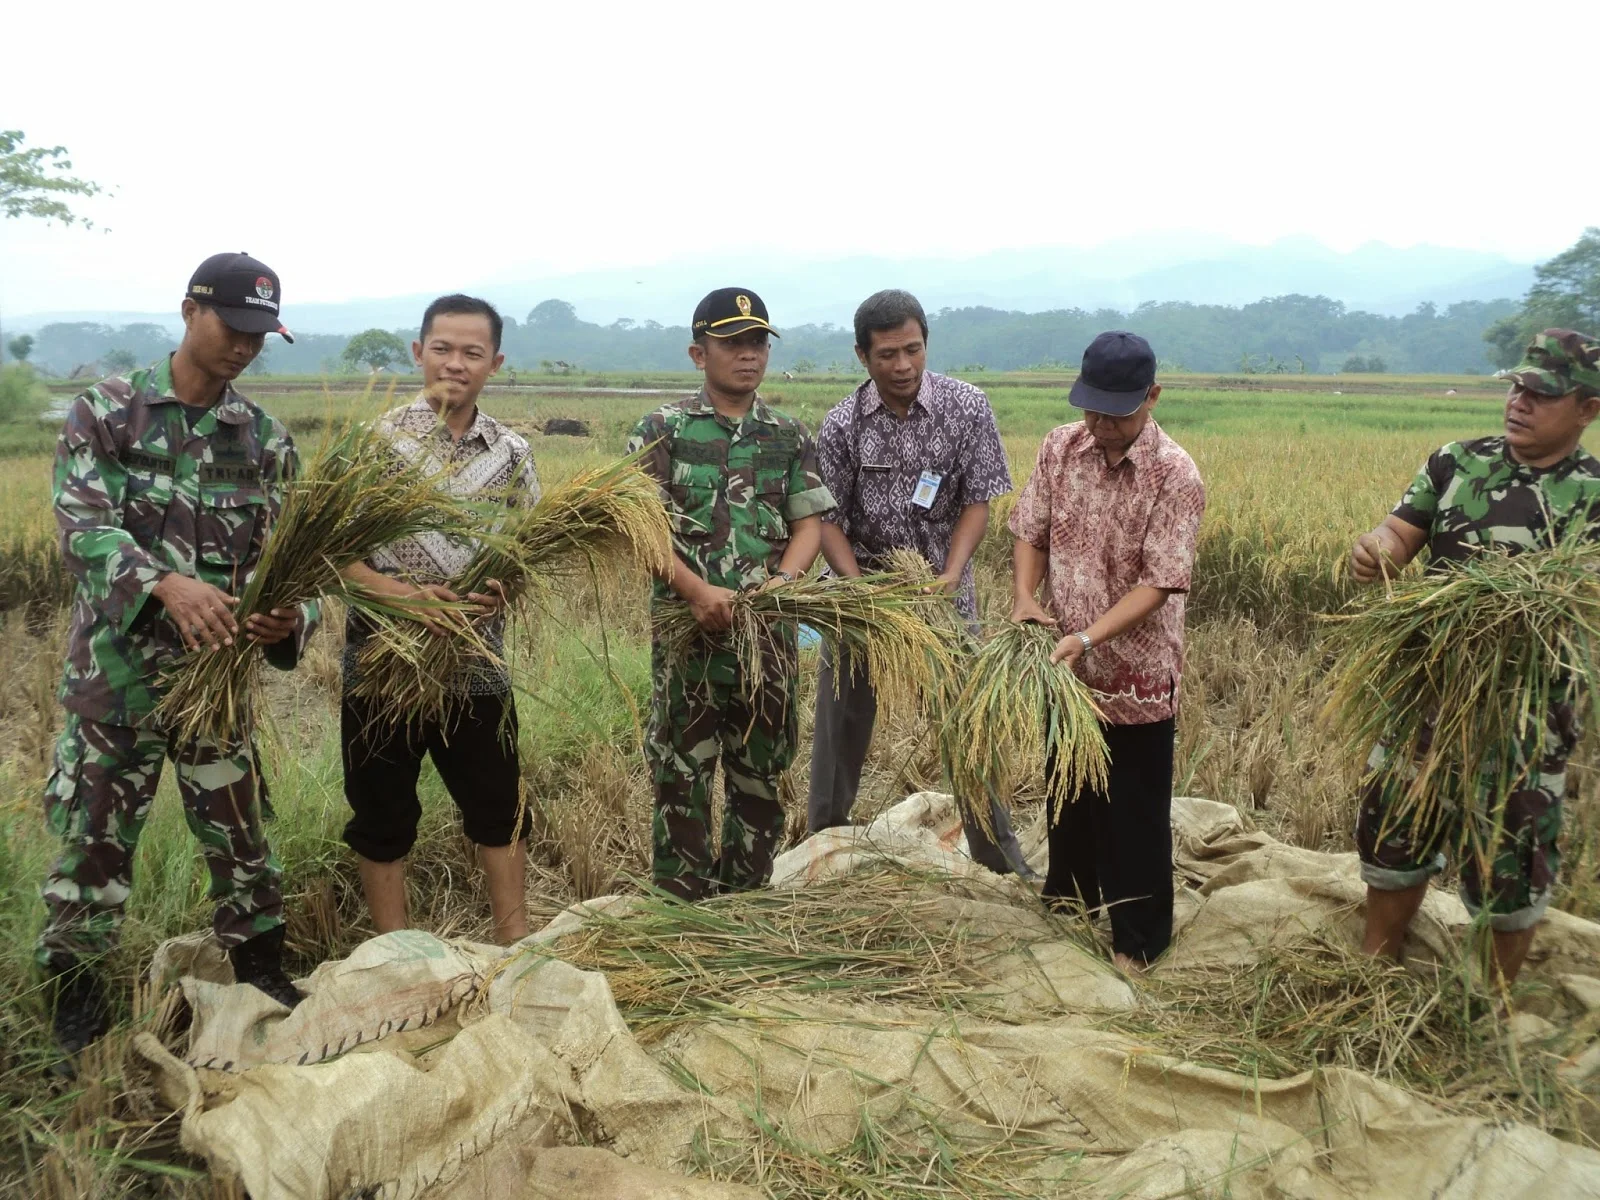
[1075, 631, 1093, 653]
[777, 569, 799, 583]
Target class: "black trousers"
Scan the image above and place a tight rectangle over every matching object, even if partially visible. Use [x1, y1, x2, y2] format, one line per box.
[1043, 717, 1176, 964]
[341, 691, 528, 862]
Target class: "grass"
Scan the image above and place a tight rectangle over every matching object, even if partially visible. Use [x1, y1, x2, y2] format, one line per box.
[1, 371, 1598, 1194]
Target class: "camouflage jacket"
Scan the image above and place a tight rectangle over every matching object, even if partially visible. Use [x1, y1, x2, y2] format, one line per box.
[625, 390, 835, 603]
[54, 356, 315, 726]
[1393, 435, 1600, 565]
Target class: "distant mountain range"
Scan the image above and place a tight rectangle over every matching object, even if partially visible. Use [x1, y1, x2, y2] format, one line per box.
[6, 235, 1534, 336]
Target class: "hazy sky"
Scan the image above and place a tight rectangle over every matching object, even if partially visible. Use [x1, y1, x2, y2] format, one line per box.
[2, 0, 1590, 318]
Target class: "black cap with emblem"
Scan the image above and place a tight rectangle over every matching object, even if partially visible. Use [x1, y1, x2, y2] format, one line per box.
[186, 252, 295, 343]
[692, 287, 780, 340]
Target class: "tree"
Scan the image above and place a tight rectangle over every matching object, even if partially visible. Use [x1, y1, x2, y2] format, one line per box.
[1, 130, 104, 226]
[1341, 355, 1369, 373]
[526, 299, 578, 329]
[102, 347, 138, 373]
[6, 334, 33, 362]
[1483, 228, 1600, 369]
[1524, 226, 1600, 332]
[342, 329, 409, 372]
[0, 364, 49, 422]
[1483, 316, 1526, 370]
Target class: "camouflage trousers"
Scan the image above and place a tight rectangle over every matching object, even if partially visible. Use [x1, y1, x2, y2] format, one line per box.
[1355, 701, 1576, 932]
[646, 636, 797, 901]
[36, 712, 283, 970]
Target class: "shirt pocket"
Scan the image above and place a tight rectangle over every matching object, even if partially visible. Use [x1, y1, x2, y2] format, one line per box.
[918, 455, 964, 522]
[668, 482, 719, 541]
[195, 485, 267, 568]
[753, 468, 790, 542]
[122, 470, 175, 546]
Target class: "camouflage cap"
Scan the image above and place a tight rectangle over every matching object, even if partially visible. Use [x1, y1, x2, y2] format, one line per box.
[1500, 329, 1600, 397]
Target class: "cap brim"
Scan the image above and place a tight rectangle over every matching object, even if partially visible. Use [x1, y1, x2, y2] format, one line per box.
[1069, 378, 1147, 417]
[1500, 365, 1568, 396]
[216, 305, 295, 343]
[701, 318, 780, 339]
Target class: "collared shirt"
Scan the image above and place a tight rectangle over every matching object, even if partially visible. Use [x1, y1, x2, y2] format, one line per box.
[1009, 419, 1205, 725]
[626, 389, 835, 606]
[1393, 435, 1600, 566]
[342, 395, 541, 696]
[53, 355, 310, 727]
[817, 371, 1012, 618]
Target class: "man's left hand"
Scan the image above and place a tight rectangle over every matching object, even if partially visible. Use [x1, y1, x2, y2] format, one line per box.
[1049, 633, 1087, 667]
[758, 572, 793, 594]
[244, 607, 298, 646]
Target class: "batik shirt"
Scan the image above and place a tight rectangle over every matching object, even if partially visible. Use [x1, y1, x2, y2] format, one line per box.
[54, 356, 312, 727]
[1393, 435, 1600, 564]
[342, 396, 540, 697]
[626, 390, 834, 608]
[816, 371, 1012, 619]
[1009, 419, 1205, 725]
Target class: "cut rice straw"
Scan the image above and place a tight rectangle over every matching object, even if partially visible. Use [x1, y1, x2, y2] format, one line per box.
[1319, 525, 1600, 852]
[348, 455, 671, 724]
[653, 555, 955, 707]
[155, 392, 484, 747]
[939, 621, 1108, 840]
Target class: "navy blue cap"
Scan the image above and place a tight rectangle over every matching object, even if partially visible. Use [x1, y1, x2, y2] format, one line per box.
[1069, 330, 1155, 416]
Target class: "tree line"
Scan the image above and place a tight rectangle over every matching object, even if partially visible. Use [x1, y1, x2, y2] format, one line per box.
[10, 229, 1598, 381]
[5, 294, 1518, 379]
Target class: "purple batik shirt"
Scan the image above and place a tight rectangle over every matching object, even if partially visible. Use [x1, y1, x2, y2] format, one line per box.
[817, 371, 1012, 618]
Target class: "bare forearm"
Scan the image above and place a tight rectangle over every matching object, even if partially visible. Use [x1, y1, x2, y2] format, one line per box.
[819, 522, 863, 578]
[662, 553, 710, 602]
[1082, 586, 1172, 645]
[942, 502, 989, 579]
[1012, 538, 1048, 600]
[778, 515, 823, 579]
[341, 561, 410, 600]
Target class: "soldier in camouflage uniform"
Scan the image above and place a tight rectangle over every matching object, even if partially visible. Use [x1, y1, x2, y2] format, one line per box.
[626, 288, 835, 900]
[1348, 329, 1600, 987]
[40, 253, 314, 1063]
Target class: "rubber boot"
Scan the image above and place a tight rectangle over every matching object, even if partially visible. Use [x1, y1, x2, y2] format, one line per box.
[227, 926, 303, 1010]
[48, 958, 112, 1076]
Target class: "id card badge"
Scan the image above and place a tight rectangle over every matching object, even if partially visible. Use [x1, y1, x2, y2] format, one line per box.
[911, 470, 943, 510]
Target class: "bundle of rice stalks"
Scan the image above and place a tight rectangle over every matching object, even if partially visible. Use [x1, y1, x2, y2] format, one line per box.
[347, 456, 671, 722]
[939, 621, 1109, 838]
[155, 413, 484, 746]
[533, 868, 1036, 1038]
[1320, 531, 1600, 846]
[1101, 931, 1599, 1141]
[653, 560, 955, 706]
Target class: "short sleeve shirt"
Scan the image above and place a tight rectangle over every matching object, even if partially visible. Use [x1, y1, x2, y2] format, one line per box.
[1392, 435, 1600, 566]
[1008, 419, 1205, 725]
[816, 371, 1012, 618]
[626, 391, 835, 605]
[342, 396, 541, 697]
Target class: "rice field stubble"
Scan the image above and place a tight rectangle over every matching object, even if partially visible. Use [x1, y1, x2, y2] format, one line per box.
[0, 375, 1595, 1194]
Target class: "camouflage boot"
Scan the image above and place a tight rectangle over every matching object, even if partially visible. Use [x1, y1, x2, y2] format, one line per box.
[227, 926, 302, 1010]
[47, 957, 112, 1074]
